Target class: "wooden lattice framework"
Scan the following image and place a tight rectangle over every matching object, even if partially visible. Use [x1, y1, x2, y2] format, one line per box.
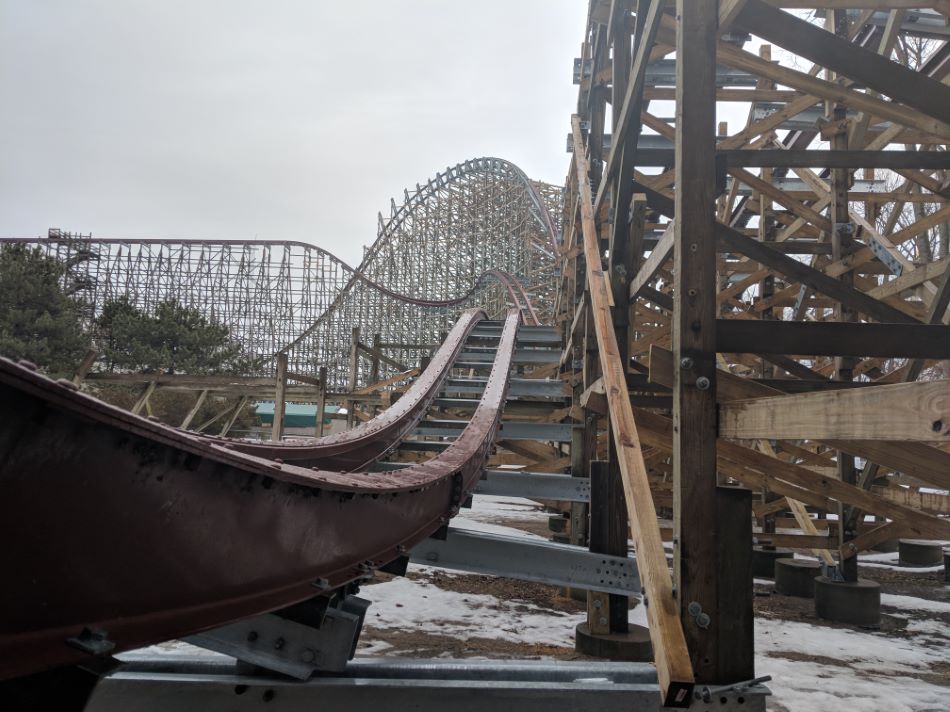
[559, 0, 950, 701]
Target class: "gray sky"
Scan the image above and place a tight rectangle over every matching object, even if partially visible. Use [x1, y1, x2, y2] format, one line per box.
[0, 1, 587, 266]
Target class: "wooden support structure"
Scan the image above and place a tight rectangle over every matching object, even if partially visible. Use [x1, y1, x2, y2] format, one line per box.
[560, 0, 950, 698]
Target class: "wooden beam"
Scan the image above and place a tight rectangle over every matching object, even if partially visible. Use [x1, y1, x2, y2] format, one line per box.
[72, 348, 98, 386]
[734, 0, 950, 125]
[595, 0, 664, 211]
[633, 183, 920, 325]
[650, 345, 950, 490]
[721, 380, 950, 441]
[674, 0, 752, 685]
[180, 389, 209, 430]
[628, 223, 674, 302]
[272, 351, 288, 442]
[130, 380, 157, 416]
[219, 395, 248, 437]
[716, 320, 950, 358]
[714, 41, 950, 139]
[720, 149, 950, 169]
[572, 115, 695, 706]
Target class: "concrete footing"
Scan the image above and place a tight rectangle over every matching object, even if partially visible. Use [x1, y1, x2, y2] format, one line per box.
[815, 576, 881, 627]
[775, 558, 820, 598]
[898, 539, 944, 567]
[752, 546, 794, 579]
[575, 622, 652, 662]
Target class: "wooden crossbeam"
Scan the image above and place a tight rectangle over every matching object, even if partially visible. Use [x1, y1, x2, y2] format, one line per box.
[735, 0, 950, 125]
[720, 380, 950, 441]
[716, 320, 950, 359]
[633, 183, 920, 325]
[650, 345, 950, 491]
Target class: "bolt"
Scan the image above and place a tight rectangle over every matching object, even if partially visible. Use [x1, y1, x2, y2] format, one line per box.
[274, 637, 285, 650]
[688, 601, 702, 616]
[593, 599, 603, 609]
[696, 612, 711, 629]
[300, 648, 316, 663]
[695, 376, 711, 390]
[680, 357, 694, 370]
[599, 616, 608, 626]
[312, 578, 330, 590]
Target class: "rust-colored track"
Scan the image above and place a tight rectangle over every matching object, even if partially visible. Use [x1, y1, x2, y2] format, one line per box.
[0, 309, 520, 681]
[210, 308, 486, 470]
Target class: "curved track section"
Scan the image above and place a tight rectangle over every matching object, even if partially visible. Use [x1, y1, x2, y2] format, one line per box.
[0, 310, 520, 681]
[4, 158, 559, 380]
[284, 158, 558, 386]
[214, 308, 486, 470]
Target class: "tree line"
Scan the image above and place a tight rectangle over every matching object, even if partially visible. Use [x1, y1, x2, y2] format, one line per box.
[0, 242, 257, 429]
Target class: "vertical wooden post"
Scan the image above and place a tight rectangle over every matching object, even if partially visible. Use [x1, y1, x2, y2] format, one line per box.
[272, 351, 288, 442]
[827, 7, 858, 583]
[316, 366, 328, 437]
[347, 326, 361, 429]
[673, 0, 752, 684]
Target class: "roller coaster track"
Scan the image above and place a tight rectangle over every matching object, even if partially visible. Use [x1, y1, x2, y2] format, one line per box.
[0, 308, 537, 681]
[4, 158, 559, 387]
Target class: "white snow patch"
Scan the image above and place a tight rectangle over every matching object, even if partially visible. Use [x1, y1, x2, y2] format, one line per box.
[360, 574, 583, 647]
[880, 593, 950, 615]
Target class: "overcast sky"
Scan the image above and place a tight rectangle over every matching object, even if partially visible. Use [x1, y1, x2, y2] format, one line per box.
[0, 1, 587, 265]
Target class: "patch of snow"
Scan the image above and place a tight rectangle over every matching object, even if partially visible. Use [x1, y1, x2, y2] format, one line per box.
[880, 593, 950, 615]
[359, 574, 583, 648]
[762, 655, 949, 712]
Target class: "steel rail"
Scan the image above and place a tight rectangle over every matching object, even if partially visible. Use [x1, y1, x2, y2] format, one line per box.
[0, 310, 519, 681]
[211, 308, 486, 470]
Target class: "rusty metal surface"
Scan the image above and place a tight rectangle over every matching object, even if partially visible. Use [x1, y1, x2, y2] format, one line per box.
[0, 310, 519, 681]
[213, 308, 485, 470]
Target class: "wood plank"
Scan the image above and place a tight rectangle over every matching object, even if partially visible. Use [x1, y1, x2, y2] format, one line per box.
[735, 0, 950, 125]
[650, 345, 950, 490]
[272, 351, 288, 442]
[720, 380, 950, 441]
[572, 115, 695, 706]
[714, 41, 950, 139]
[633, 183, 920, 325]
[716, 320, 950, 358]
[628, 223, 674, 302]
[720, 149, 950, 169]
[595, 0, 665, 211]
[180, 389, 209, 430]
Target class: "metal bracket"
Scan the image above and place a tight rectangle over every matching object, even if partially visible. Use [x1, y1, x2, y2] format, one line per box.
[866, 233, 904, 276]
[409, 527, 639, 596]
[697, 676, 773, 706]
[184, 595, 370, 680]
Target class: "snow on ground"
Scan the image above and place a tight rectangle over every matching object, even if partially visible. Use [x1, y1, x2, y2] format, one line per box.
[359, 494, 950, 711]
[362, 574, 584, 647]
